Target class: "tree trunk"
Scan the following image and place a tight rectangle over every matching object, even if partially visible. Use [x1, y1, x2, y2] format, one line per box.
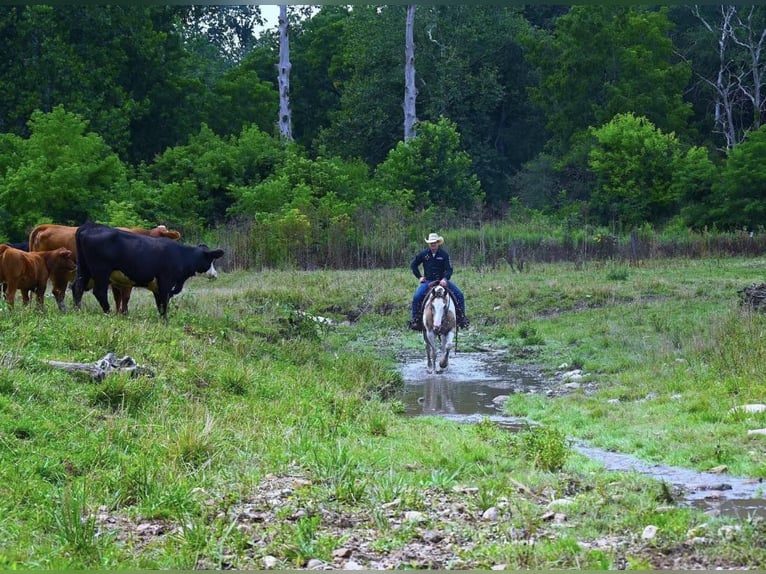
[278, 4, 293, 141]
[404, 5, 417, 141]
[692, 5, 766, 149]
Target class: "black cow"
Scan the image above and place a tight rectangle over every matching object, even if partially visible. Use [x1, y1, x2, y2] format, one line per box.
[5, 240, 29, 251]
[73, 221, 224, 318]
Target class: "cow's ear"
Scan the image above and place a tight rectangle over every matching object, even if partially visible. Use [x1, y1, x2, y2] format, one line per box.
[211, 249, 224, 259]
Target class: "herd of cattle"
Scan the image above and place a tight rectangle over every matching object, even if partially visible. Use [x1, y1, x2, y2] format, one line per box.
[0, 222, 224, 318]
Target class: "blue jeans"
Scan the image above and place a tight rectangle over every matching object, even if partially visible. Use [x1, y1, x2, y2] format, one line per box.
[411, 281, 465, 320]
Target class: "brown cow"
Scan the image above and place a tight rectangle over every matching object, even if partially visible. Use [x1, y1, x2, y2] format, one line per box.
[28, 223, 181, 312]
[0, 245, 76, 308]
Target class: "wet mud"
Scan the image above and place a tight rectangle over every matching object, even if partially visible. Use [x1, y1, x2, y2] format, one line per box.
[397, 349, 766, 518]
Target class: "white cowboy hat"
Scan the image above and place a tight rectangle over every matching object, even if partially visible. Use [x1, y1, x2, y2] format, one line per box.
[425, 233, 443, 244]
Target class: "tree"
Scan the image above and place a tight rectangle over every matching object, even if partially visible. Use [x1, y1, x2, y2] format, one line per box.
[587, 113, 682, 228]
[0, 106, 126, 239]
[525, 6, 693, 157]
[688, 5, 766, 150]
[277, 4, 293, 141]
[374, 117, 483, 214]
[709, 124, 766, 229]
[404, 5, 417, 141]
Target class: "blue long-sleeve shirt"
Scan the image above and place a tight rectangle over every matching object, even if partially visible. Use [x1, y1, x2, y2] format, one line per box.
[410, 247, 453, 282]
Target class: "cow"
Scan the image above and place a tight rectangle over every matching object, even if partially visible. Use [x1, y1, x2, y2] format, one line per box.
[0, 244, 76, 308]
[28, 222, 182, 312]
[72, 221, 224, 319]
[5, 240, 29, 251]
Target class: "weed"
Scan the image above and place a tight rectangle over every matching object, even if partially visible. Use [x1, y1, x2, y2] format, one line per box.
[88, 374, 154, 412]
[519, 426, 571, 472]
[50, 484, 103, 564]
[309, 442, 368, 503]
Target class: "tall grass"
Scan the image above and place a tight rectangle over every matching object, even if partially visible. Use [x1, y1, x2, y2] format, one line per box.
[204, 215, 766, 271]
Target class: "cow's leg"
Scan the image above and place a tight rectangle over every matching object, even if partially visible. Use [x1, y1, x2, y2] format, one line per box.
[52, 280, 68, 311]
[5, 285, 16, 307]
[152, 290, 170, 320]
[120, 287, 132, 314]
[111, 284, 123, 314]
[35, 283, 46, 309]
[91, 279, 111, 314]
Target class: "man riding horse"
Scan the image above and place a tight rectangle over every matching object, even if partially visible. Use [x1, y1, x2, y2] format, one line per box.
[408, 232, 470, 331]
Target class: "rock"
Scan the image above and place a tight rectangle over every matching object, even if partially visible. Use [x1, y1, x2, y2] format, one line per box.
[747, 428, 766, 436]
[344, 560, 365, 570]
[307, 558, 324, 569]
[642, 525, 658, 540]
[707, 464, 728, 474]
[421, 529, 444, 543]
[481, 507, 498, 521]
[562, 369, 583, 381]
[404, 511, 427, 523]
[262, 555, 278, 569]
[333, 548, 352, 559]
[729, 403, 766, 415]
[492, 395, 509, 405]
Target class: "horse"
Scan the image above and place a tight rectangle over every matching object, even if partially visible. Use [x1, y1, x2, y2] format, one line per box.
[422, 284, 457, 373]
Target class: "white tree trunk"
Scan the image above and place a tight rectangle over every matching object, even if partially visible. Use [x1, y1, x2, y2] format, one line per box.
[278, 4, 293, 141]
[692, 5, 766, 149]
[404, 5, 417, 141]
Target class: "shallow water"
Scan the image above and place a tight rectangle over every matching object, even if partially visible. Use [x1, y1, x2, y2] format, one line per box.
[397, 349, 766, 518]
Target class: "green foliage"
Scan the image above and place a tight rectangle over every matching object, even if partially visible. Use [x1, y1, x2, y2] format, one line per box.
[0, 106, 126, 237]
[374, 117, 484, 213]
[710, 125, 766, 230]
[588, 113, 682, 227]
[517, 425, 571, 472]
[525, 5, 692, 156]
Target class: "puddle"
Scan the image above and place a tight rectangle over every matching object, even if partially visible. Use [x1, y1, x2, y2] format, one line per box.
[397, 349, 766, 518]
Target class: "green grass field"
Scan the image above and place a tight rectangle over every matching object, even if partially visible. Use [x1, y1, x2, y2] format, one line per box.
[1, 257, 766, 568]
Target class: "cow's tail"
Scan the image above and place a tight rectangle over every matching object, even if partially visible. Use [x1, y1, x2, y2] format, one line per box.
[29, 225, 47, 252]
[72, 226, 91, 308]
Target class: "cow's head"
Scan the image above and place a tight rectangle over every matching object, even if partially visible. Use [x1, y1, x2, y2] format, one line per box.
[198, 244, 224, 279]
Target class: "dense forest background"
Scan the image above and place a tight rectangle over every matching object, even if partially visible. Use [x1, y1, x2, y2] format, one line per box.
[2, 4, 766, 269]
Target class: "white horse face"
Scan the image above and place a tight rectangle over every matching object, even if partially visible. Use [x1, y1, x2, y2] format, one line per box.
[429, 287, 449, 331]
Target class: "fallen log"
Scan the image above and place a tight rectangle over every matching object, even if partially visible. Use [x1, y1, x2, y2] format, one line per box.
[44, 352, 155, 381]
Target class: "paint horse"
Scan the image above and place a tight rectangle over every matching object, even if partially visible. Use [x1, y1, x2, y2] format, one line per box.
[422, 284, 457, 373]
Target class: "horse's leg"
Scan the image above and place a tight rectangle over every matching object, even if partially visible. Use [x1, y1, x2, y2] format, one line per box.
[439, 331, 454, 369]
[424, 331, 436, 372]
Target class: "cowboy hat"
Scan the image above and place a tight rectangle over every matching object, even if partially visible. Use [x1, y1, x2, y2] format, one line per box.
[424, 233, 443, 244]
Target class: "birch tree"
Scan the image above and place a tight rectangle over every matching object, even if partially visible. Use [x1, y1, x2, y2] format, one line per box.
[404, 5, 417, 140]
[278, 4, 293, 141]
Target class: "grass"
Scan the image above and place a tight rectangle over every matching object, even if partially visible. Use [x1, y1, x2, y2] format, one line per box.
[1, 257, 766, 568]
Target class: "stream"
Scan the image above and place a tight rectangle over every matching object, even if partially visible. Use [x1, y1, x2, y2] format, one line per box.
[397, 349, 766, 520]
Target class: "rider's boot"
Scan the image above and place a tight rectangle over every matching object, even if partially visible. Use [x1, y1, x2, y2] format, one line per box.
[457, 306, 470, 329]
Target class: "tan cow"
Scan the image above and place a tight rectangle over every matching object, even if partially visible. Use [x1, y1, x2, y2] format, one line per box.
[28, 223, 182, 312]
[0, 244, 76, 308]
